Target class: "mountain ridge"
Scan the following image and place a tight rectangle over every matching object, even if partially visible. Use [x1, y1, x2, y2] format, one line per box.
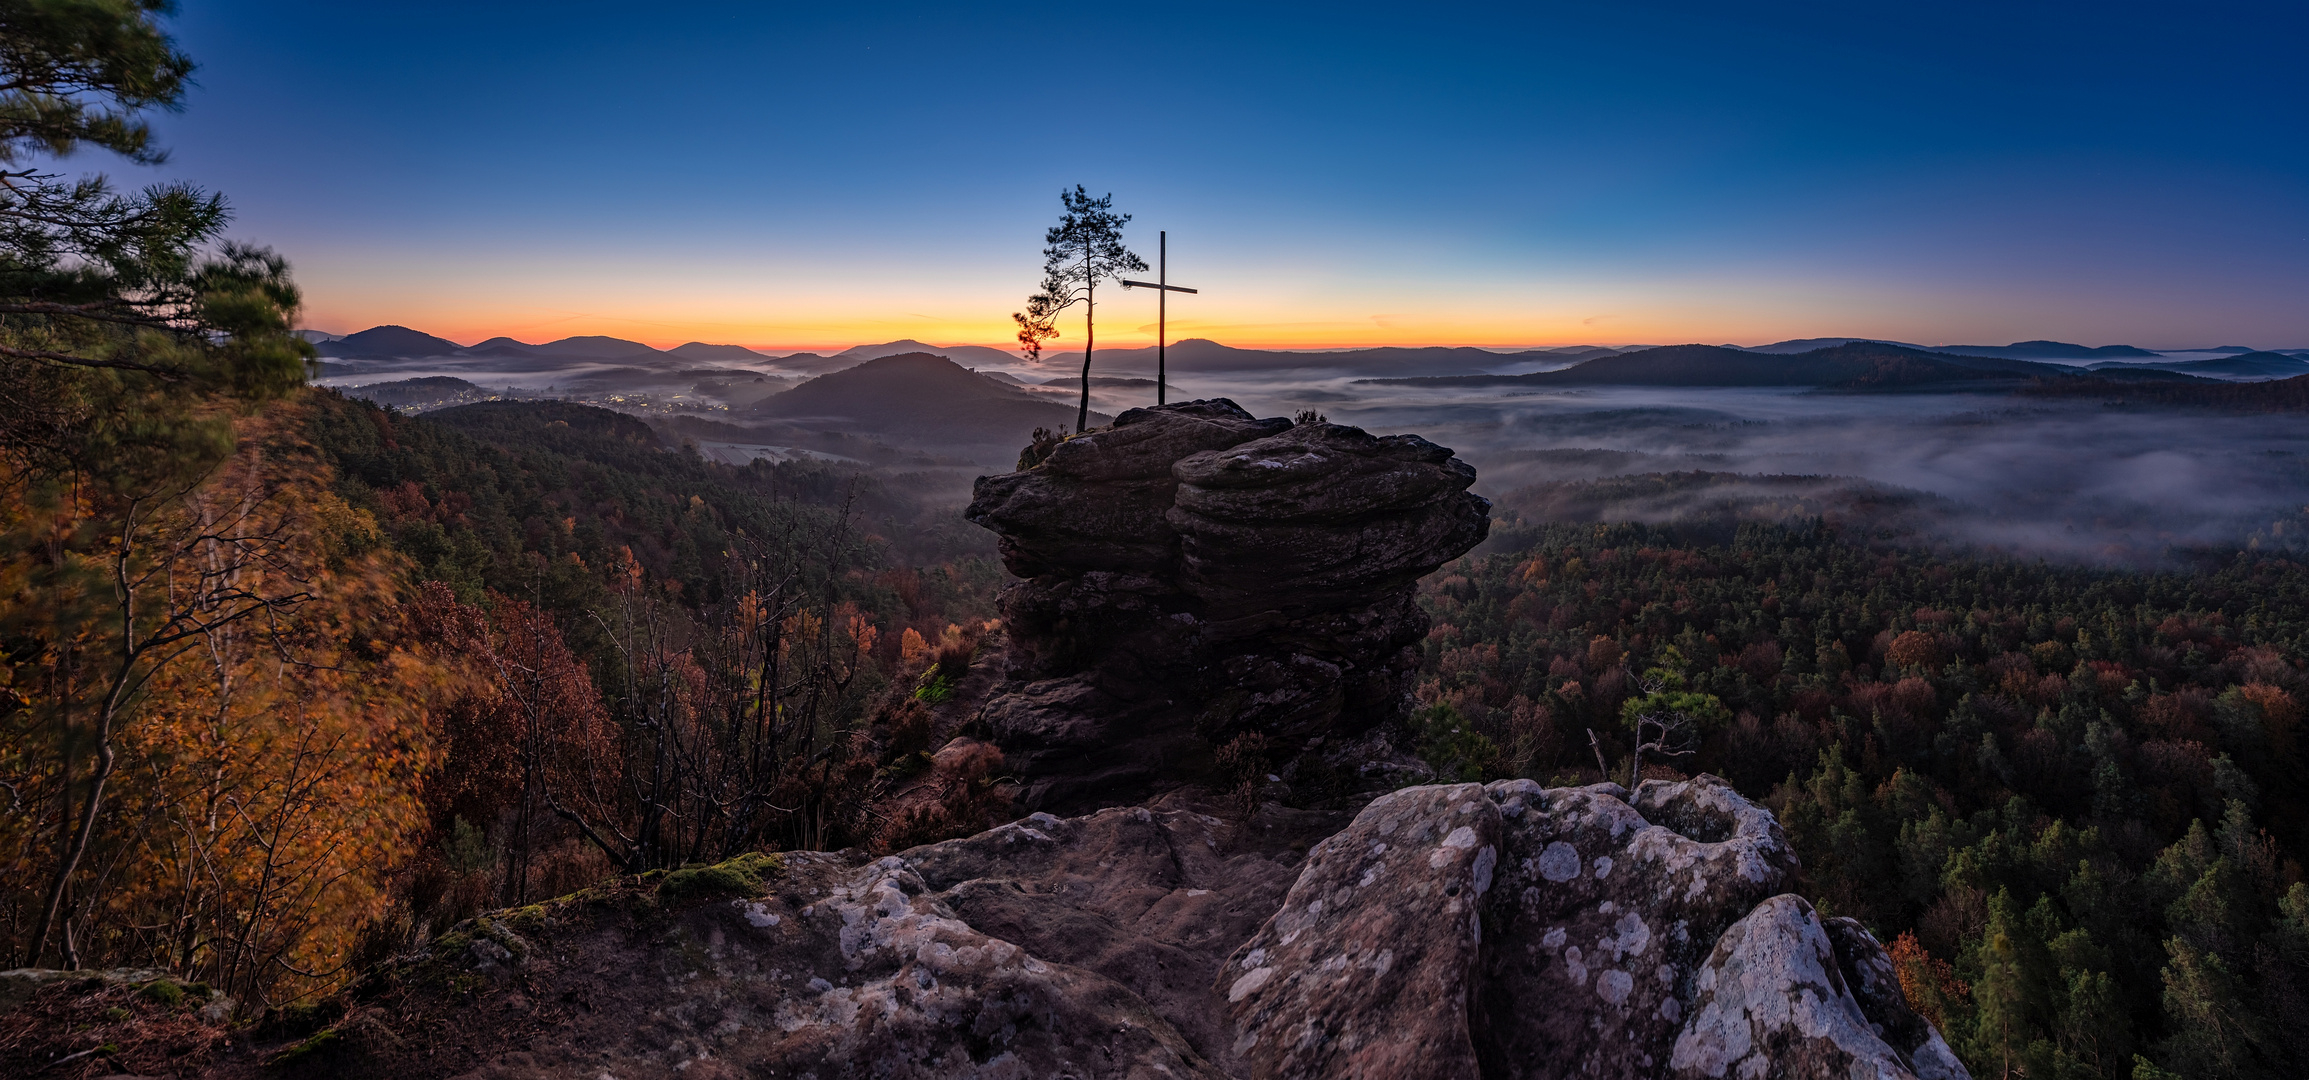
[1363, 340, 2090, 389]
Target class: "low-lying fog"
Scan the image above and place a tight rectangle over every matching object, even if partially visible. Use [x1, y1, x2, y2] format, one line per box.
[1061, 365, 2309, 563]
[324, 352, 2309, 565]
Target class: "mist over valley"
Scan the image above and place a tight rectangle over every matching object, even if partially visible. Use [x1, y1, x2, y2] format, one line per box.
[317, 326, 2309, 565]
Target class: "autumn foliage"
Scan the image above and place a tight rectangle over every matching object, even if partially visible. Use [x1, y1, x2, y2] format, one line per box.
[0, 404, 447, 1004]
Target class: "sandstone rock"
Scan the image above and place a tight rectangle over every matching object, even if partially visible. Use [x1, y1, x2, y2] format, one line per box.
[908, 803, 1323, 1072]
[290, 781, 1969, 1080]
[1670, 895, 1942, 1080]
[1169, 424, 1476, 524]
[968, 400, 1289, 579]
[1221, 783, 1501, 1080]
[1476, 775, 1800, 1078]
[766, 853, 1219, 1070]
[322, 802, 1318, 1080]
[970, 672, 1184, 809]
[964, 402, 1490, 809]
[1170, 424, 1490, 615]
[767, 850, 1223, 1077]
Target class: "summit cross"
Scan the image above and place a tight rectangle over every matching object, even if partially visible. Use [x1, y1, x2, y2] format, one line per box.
[1120, 230, 1197, 405]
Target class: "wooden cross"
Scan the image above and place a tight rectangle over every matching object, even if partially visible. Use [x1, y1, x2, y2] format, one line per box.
[1120, 230, 1197, 405]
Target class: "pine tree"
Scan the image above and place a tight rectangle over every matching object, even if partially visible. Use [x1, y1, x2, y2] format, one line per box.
[1010, 185, 1147, 435]
[0, 0, 310, 969]
[1970, 888, 2050, 1079]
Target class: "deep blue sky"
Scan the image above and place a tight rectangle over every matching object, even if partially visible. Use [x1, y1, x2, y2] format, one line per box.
[99, 1, 2309, 349]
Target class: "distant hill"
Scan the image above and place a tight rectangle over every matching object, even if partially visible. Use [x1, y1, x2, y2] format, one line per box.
[316, 325, 467, 359]
[1035, 338, 1590, 378]
[833, 339, 1025, 368]
[1735, 338, 2161, 361]
[427, 399, 668, 448]
[1739, 337, 1920, 354]
[1367, 341, 2058, 389]
[2020, 371, 2309, 411]
[2086, 351, 2309, 380]
[470, 335, 664, 359]
[748, 352, 1103, 457]
[1934, 340, 2160, 361]
[1034, 376, 1171, 389]
[757, 352, 862, 375]
[668, 342, 772, 362]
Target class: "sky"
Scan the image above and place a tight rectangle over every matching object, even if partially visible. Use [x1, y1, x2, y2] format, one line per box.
[88, 1, 2309, 351]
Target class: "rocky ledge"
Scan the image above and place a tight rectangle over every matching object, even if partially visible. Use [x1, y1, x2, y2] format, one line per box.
[965, 400, 1492, 809]
[282, 777, 1968, 1080]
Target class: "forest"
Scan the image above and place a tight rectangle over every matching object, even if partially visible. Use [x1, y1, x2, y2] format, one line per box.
[3, 380, 1012, 1010]
[1410, 511, 2309, 1079]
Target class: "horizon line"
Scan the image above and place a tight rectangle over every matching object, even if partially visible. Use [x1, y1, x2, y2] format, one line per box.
[303, 326, 2286, 359]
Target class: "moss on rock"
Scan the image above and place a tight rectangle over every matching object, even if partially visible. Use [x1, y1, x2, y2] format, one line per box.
[268, 1026, 340, 1065]
[658, 852, 784, 904]
[136, 979, 184, 1008]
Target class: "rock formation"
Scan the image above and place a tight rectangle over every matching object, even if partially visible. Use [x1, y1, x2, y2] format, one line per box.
[289, 777, 1969, 1080]
[965, 400, 1492, 808]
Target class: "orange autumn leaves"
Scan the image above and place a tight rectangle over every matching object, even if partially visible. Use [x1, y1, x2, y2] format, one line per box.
[0, 399, 455, 1001]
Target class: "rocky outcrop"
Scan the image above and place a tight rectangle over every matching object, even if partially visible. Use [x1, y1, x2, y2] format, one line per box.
[290, 777, 1968, 1080]
[965, 400, 1491, 808]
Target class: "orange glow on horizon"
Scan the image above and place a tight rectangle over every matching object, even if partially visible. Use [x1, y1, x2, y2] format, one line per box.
[290, 261, 2031, 355]
[298, 307, 1719, 355]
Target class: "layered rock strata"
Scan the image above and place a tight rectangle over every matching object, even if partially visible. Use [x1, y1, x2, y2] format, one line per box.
[965, 400, 1491, 808]
[335, 777, 1969, 1080]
